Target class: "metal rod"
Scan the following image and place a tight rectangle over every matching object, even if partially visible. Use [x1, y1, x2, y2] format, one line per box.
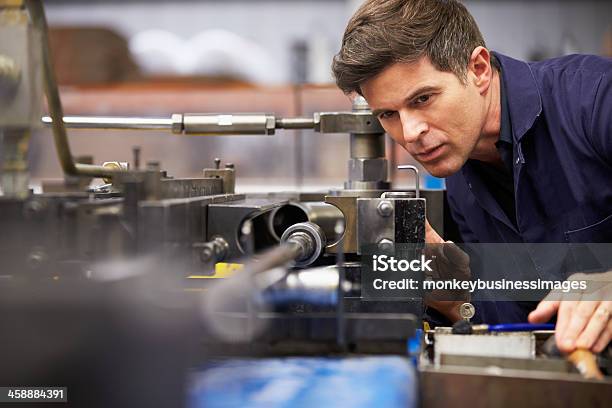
[26, 0, 120, 179]
[242, 243, 302, 276]
[275, 117, 315, 130]
[42, 114, 317, 133]
[42, 116, 174, 131]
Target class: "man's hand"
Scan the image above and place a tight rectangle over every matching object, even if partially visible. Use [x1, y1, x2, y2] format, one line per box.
[529, 271, 612, 353]
[424, 219, 471, 323]
[426, 219, 445, 244]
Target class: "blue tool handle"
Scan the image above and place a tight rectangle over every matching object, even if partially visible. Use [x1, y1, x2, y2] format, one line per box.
[488, 323, 555, 332]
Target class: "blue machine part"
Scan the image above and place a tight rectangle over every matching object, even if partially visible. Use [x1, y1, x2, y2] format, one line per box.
[189, 356, 417, 408]
[407, 329, 423, 366]
[487, 323, 555, 332]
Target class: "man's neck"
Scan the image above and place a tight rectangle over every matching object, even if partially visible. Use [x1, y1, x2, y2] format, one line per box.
[470, 69, 504, 167]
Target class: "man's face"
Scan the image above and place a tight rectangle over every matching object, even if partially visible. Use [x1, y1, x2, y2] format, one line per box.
[361, 57, 487, 178]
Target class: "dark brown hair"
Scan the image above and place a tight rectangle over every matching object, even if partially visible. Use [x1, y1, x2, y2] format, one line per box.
[332, 0, 492, 95]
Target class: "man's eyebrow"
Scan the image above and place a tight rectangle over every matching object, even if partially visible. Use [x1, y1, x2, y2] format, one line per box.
[404, 85, 439, 104]
[371, 85, 439, 117]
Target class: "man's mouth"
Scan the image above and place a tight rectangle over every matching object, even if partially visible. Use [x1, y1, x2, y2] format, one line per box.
[414, 145, 445, 162]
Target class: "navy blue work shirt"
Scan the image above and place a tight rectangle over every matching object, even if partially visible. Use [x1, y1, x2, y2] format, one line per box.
[445, 53, 612, 323]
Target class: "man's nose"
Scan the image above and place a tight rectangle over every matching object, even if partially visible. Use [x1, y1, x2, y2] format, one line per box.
[400, 111, 428, 144]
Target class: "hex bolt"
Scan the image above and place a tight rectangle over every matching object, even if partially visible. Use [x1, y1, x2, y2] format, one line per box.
[377, 238, 394, 252]
[225, 163, 235, 169]
[377, 200, 393, 217]
[214, 158, 221, 169]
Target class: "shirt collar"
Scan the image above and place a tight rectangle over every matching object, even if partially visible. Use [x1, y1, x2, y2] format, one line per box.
[497, 63, 513, 146]
[492, 52, 543, 142]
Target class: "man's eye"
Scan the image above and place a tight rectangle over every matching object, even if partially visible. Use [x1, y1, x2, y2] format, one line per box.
[379, 111, 396, 119]
[414, 94, 431, 105]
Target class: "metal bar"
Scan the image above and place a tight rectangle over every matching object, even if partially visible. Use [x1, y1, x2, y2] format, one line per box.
[42, 116, 174, 131]
[242, 242, 302, 276]
[182, 113, 275, 136]
[41, 115, 318, 132]
[26, 0, 120, 178]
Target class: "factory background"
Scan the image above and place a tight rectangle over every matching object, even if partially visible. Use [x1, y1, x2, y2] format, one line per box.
[26, 0, 612, 191]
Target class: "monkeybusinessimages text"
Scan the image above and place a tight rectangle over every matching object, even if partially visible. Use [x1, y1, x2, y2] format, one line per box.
[371, 254, 587, 293]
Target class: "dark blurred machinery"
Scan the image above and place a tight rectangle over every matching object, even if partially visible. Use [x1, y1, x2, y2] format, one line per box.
[0, 1, 609, 407]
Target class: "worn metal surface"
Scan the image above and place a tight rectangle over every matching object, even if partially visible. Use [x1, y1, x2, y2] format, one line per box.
[434, 331, 536, 365]
[394, 198, 426, 243]
[439, 354, 572, 373]
[138, 194, 236, 247]
[314, 111, 383, 134]
[325, 195, 358, 254]
[356, 197, 426, 253]
[202, 165, 235, 194]
[357, 198, 394, 253]
[421, 365, 612, 408]
[160, 177, 224, 199]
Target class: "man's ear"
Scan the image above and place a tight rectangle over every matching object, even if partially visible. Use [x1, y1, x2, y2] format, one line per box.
[468, 46, 493, 94]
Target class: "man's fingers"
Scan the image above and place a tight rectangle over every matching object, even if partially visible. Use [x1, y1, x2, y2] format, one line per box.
[528, 300, 560, 323]
[592, 320, 612, 353]
[575, 301, 612, 350]
[555, 300, 576, 352]
[425, 219, 444, 244]
[560, 301, 599, 351]
[442, 242, 470, 268]
[424, 299, 463, 323]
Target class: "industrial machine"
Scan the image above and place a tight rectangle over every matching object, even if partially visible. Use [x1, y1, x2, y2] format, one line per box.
[0, 1, 609, 407]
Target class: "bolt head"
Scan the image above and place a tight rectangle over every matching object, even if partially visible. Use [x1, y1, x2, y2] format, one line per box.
[377, 200, 393, 217]
[377, 238, 394, 252]
[459, 302, 475, 320]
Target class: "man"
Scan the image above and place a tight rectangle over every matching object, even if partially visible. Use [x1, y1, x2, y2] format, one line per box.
[332, 0, 611, 353]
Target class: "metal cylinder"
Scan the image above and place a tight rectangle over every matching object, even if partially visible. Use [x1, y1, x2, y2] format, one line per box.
[268, 202, 344, 243]
[280, 222, 327, 267]
[350, 96, 385, 159]
[350, 133, 385, 159]
[345, 96, 389, 191]
[182, 113, 276, 136]
[275, 117, 315, 130]
[243, 243, 302, 276]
